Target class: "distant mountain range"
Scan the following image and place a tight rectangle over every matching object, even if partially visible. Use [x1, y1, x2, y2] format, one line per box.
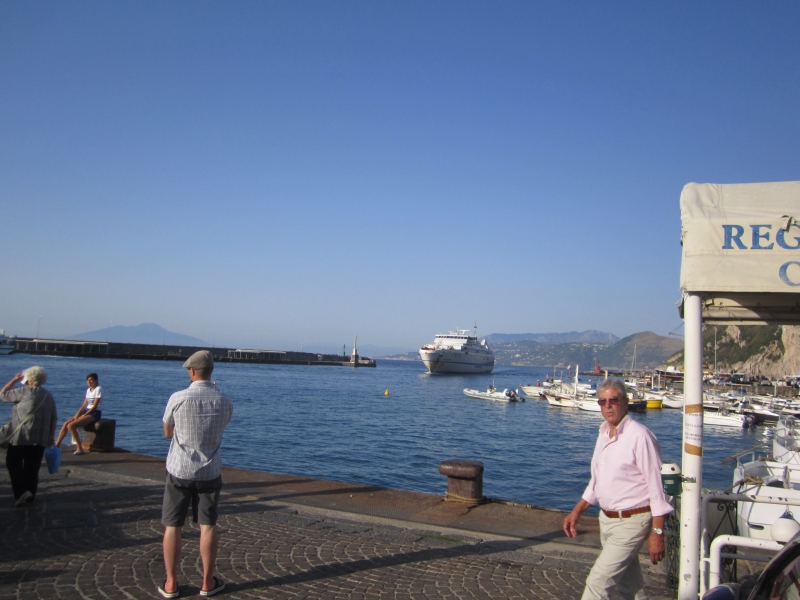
[484, 330, 620, 345]
[67, 323, 208, 346]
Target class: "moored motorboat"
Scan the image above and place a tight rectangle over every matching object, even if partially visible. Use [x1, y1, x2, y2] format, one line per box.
[463, 386, 523, 402]
[519, 384, 547, 399]
[662, 395, 684, 409]
[576, 398, 602, 412]
[704, 407, 757, 428]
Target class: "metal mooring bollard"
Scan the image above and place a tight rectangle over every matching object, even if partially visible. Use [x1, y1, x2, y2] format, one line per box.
[438, 459, 485, 506]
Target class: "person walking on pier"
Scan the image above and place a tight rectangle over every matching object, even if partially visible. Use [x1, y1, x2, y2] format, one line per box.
[159, 351, 232, 598]
[0, 366, 57, 507]
[563, 378, 672, 600]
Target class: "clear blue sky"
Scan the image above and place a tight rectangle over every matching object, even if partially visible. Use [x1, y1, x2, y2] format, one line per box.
[2, 2, 799, 353]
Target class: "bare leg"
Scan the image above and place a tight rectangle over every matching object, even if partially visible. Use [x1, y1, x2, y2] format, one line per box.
[67, 415, 96, 450]
[162, 526, 181, 594]
[55, 420, 74, 447]
[199, 524, 219, 591]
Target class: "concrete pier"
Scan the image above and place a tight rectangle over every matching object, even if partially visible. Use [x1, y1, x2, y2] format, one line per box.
[0, 449, 672, 599]
[12, 338, 376, 367]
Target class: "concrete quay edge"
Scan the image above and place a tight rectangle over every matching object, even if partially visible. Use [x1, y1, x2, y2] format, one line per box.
[62, 449, 603, 549]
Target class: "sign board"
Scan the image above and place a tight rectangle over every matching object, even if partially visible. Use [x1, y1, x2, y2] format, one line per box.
[680, 181, 800, 324]
[680, 181, 800, 292]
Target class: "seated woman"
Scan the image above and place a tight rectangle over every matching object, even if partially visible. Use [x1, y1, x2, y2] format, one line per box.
[55, 373, 103, 455]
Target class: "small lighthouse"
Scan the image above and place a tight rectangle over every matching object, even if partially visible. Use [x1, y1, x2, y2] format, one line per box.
[350, 335, 359, 368]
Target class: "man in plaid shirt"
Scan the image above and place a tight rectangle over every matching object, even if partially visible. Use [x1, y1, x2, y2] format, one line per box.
[159, 350, 232, 598]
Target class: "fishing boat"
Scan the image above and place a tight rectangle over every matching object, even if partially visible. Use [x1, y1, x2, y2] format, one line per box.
[0, 330, 15, 355]
[419, 326, 494, 374]
[463, 386, 523, 402]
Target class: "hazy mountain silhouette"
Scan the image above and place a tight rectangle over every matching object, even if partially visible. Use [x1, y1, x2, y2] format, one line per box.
[67, 323, 208, 346]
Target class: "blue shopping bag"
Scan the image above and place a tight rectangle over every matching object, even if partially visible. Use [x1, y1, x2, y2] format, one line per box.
[45, 446, 61, 474]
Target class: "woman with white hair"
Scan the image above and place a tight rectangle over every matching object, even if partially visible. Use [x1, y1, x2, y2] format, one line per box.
[0, 366, 58, 507]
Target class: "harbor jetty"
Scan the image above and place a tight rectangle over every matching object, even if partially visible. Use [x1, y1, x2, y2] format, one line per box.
[12, 337, 376, 367]
[0, 448, 674, 599]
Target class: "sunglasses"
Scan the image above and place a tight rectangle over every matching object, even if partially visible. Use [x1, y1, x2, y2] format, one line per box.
[597, 397, 624, 407]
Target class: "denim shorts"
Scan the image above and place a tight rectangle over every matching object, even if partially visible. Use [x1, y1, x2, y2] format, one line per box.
[83, 409, 102, 421]
[161, 472, 222, 527]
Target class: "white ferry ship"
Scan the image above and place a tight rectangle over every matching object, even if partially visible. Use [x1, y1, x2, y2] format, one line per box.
[419, 328, 495, 374]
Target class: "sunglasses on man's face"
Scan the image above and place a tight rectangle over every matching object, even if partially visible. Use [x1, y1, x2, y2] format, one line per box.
[597, 397, 624, 407]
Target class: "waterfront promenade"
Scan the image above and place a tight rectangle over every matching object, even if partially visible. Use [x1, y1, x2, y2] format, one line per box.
[0, 450, 671, 599]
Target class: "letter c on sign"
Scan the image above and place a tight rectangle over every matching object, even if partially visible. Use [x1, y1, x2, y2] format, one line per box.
[779, 261, 800, 286]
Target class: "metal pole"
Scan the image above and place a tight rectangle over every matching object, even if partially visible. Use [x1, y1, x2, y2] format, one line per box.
[679, 293, 704, 599]
[106, 321, 112, 343]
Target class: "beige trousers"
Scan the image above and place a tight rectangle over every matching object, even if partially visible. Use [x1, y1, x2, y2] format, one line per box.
[581, 511, 652, 600]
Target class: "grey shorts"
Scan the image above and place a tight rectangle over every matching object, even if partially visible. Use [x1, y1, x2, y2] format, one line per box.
[161, 473, 222, 527]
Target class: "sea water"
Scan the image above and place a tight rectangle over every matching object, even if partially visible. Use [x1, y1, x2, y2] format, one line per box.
[0, 355, 768, 511]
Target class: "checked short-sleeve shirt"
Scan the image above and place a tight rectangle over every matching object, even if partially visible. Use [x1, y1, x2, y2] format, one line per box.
[163, 380, 232, 481]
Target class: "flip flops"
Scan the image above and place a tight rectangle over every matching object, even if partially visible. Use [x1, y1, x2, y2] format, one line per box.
[200, 576, 225, 596]
[157, 581, 179, 598]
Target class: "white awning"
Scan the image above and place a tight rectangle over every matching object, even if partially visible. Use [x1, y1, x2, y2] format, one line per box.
[680, 181, 800, 324]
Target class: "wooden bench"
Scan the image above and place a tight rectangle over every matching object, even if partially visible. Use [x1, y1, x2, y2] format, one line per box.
[81, 419, 117, 452]
[438, 459, 486, 506]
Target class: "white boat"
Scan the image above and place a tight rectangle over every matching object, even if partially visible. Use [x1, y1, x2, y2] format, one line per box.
[0, 330, 15, 355]
[519, 384, 547, 399]
[419, 327, 494, 374]
[704, 408, 756, 428]
[463, 386, 523, 403]
[546, 393, 577, 408]
[576, 398, 602, 412]
[733, 453, 800, 539]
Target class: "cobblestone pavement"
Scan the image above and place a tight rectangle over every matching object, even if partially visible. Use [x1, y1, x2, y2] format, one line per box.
[0, 464, 670, 599]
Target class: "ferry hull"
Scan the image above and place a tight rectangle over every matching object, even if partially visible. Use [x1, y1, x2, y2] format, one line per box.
[419, 350, 494, 374]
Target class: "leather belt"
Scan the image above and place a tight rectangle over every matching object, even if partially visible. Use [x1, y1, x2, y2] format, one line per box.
[602, 506, 651, 519]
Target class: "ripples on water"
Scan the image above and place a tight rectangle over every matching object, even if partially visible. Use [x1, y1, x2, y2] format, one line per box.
[0, 355, 769, 511]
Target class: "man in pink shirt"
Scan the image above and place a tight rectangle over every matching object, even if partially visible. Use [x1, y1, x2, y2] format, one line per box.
[563, 379, 673, 600]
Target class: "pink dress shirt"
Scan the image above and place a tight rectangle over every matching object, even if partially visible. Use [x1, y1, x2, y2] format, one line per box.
[581, 415, 674, 516]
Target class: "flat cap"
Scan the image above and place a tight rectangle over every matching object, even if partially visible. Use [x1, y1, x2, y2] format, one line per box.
[183, 350, 214, 370]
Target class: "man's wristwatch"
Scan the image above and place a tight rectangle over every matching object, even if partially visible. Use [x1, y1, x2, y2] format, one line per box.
[652, 528, 664, 535]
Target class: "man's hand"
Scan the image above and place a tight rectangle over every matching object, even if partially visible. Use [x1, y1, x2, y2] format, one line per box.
[649, 530, 665, 564]
[563, 511, 580, 538]
[563, 499, 591, 538]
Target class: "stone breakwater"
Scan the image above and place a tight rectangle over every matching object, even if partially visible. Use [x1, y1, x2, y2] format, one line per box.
[0, 450, 674, 599]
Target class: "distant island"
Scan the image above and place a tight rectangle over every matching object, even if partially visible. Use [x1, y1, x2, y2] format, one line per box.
[67, 323, 209, 346]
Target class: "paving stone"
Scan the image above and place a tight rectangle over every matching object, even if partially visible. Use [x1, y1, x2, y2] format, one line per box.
[0, 455, 673, 599]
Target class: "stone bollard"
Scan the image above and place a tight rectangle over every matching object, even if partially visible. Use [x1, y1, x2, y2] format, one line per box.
[82, 419, 117, 452]
[438, 459, 485, 506]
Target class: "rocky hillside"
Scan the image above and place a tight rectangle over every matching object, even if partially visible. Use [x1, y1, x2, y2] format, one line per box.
[665, 325, 800, 377]
[491, 331, 681, 369]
